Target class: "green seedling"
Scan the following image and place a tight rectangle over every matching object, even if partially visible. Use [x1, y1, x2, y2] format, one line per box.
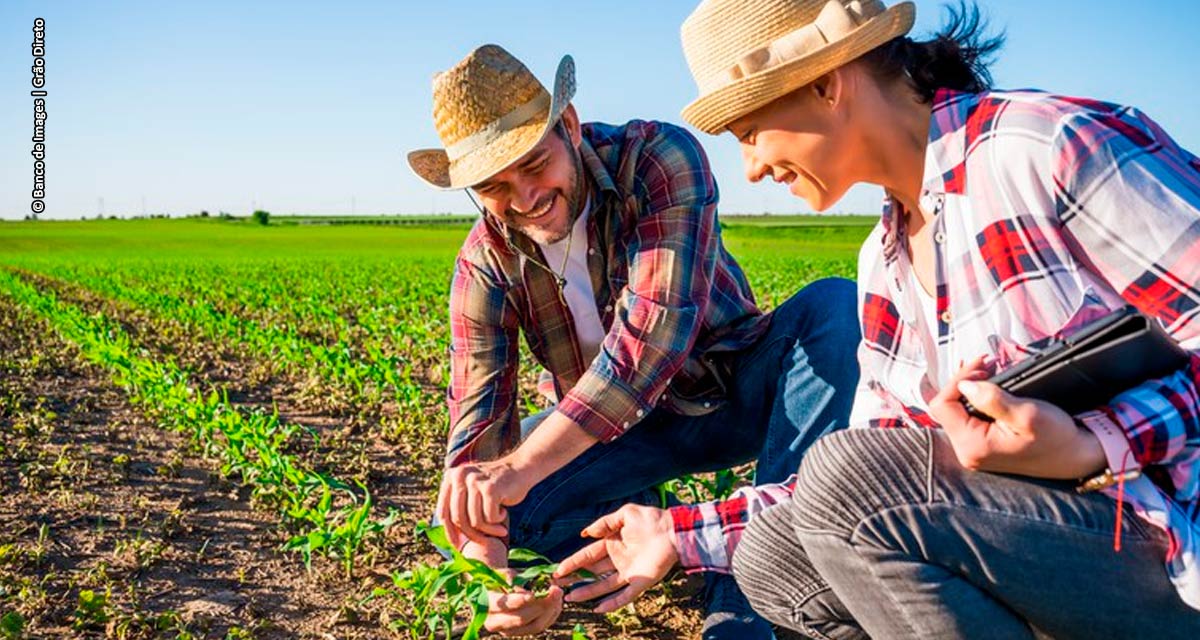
[379, 524, 595, 639]
[72, 588, 111, 631]
[0, 611, 25, 640]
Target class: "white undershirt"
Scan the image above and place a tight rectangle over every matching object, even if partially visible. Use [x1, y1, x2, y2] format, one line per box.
[536, 200, 604, 363]
[912, 272, 938, 337]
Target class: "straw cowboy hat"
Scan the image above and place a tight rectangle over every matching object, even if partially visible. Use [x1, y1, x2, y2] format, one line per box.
[681, 0, 915, 134]
[408, 44, 576, 190]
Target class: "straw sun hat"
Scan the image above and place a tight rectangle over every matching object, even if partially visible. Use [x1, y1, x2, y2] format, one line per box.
[681, 0, 915, 134]
[408, 45, 575, 190]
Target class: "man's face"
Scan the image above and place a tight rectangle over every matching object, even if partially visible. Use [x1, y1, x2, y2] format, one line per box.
[471, 106, 586, 245]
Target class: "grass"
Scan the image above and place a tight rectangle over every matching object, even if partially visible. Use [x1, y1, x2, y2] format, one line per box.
[0, 214, 875, 637]
[0, 214, 873, 266]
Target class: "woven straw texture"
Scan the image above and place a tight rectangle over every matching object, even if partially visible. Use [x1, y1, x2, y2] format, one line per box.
[681, 0, 914, 134]
[408, 44, 575, 189]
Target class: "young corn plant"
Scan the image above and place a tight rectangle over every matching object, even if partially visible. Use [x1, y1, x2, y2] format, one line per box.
[378, 523, 592, 640]
[0, 271, 396, 580]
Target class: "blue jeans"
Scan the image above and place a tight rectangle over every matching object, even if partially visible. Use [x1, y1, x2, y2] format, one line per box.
[506, 277, 862, 560]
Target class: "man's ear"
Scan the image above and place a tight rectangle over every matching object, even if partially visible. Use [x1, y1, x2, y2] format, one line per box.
[560, 103, 583, 148]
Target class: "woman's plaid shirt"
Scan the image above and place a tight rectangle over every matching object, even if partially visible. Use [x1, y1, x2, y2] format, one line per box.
[671, 89, 1200, 609]
[446, 120, 767, 467]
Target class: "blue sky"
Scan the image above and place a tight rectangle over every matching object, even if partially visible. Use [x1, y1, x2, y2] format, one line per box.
[1, 0, 1198, 220]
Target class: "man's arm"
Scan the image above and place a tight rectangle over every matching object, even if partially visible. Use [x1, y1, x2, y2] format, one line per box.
[442, 124, 732, 541]
[446, 255, 522, 467]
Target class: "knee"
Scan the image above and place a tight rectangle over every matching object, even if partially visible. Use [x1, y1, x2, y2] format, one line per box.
[776, 277, 860, 355]
[733, 506, 804, 628]
[796, 277, 857, 322]
[791, 428, 931, 535]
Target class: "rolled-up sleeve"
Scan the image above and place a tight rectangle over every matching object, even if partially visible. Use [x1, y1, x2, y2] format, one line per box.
[1054, 107, 1200, 469]
[446, 256, 522, 467]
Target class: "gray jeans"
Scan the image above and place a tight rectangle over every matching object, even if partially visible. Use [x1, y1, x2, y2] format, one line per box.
[732, 428, 1200, 640]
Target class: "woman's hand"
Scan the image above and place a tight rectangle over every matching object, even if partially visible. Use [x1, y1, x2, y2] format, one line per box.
[927, 356, 1107, 479]
[552, 504, 679, 614]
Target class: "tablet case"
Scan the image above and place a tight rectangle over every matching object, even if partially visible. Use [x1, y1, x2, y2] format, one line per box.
[962, 306, 1191, 421]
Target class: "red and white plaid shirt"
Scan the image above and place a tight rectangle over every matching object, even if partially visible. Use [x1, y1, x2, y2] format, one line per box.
[671, 89, 1200, 609]
[446, 120, 767, 467]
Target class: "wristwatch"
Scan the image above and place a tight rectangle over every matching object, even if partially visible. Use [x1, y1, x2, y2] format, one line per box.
[1074, 411, 1140, 494]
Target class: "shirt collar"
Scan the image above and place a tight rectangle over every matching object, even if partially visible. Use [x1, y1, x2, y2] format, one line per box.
[921, 88, 974, 197]
[880, 88, 974, 244]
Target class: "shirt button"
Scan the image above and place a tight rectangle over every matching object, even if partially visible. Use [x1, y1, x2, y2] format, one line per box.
[703, 401, 712, 408]
[588, 248, 596, 256]
[605, 304, 613, 313]
[622, 421, 630, 429]
[940, 310, 952, 324]
[934, 231, 946, 244]
[636, 409, 644, 418]
[660, 393, 667, 401]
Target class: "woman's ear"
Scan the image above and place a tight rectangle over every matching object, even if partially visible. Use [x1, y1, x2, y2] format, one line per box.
[810, 68, 844, 109]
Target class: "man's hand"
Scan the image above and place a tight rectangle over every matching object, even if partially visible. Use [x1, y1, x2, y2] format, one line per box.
[439, 411, 601, 547]
[460, 538, 562, 636]
[485, 582, 564, 637]
[927, 356, 1107, 479]
[436, 455, 531, 547]
[552, 504, 678, 614]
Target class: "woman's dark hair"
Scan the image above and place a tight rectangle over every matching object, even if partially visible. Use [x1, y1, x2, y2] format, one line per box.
[860, 1, 1005, 102]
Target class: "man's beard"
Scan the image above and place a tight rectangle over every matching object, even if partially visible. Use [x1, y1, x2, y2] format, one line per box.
[506, 146, 586, 245]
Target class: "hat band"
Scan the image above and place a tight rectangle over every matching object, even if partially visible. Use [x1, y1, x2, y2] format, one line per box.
[716, 0, 885, 89]
[445, 92, 552, 160]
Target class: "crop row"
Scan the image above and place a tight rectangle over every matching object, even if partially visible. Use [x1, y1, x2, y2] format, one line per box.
[0, 269, 396, 580]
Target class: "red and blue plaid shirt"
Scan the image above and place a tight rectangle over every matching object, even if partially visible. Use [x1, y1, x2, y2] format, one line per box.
[446, 120, 767, 467]
[671, 89, 1200, 609]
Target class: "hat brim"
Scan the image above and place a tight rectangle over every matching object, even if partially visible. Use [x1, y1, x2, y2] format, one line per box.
[682, 2, 915, 135]
[408, 54, 576, 190]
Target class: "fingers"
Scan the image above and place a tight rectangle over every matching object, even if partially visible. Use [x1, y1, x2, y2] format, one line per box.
[435, 479, 465, 550]
[593, 575, 653, 614]
[486, 586, 563, 636]
[450, 475, 486, 544]
[564, 569, 624, 603]
[956, 379, 1017, 424]
[444, 468, 507, 544]
[931, 355, 989, 406]
[504, 586, 563, 636]
[581, 508, 626, 539]
[928, 355, 993, 427]
[465, 483, 507, 538]
[553, 539, 609, 579]
[482, 480, 506, 527]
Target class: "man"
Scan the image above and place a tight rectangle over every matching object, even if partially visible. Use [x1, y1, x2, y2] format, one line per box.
[408, 44, 860, 637]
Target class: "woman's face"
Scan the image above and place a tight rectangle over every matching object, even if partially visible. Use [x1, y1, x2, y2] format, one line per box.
[727, 75, 861, 212]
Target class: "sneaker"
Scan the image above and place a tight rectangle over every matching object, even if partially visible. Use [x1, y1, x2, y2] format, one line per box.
[702, 572, 775, 640]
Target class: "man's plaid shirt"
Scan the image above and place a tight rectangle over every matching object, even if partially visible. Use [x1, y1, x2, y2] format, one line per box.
[670, 89, 1200, 609]
[446, 119, 767, 467]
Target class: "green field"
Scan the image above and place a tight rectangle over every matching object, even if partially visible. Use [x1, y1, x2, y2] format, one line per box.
[0, 216, 874, 638]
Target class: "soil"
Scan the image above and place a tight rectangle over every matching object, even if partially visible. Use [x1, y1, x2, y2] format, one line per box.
[1, 272, 706, 638]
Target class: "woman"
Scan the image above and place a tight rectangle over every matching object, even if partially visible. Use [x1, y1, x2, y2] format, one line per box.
[554, 0, 1200, 637]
